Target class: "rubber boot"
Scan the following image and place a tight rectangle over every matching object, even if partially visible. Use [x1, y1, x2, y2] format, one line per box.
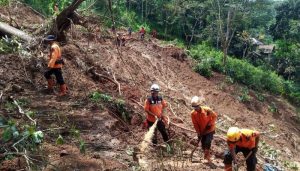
[58, 84, 68, 96]
[204, 149, 211, 162]
[224, 164, 232, 171]
[45, 79, 55, 94]
[47, 79, 54, 90]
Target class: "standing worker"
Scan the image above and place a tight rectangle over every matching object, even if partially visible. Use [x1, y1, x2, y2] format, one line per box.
[44, 35, 68, 96]
[144, 84, 169, 145]
[224, 127, 260, 171]
[139, 27, 146, 40]
[151, 29, 157, 38]
[128, 27, 132, 37]
[111, 22, 116, 33]
[190, 96, 217, 163]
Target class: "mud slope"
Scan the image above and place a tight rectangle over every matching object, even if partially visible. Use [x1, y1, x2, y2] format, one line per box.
[0, 2, 299, 171]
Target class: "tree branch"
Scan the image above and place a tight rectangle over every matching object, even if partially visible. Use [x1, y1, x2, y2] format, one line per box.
[11, 96, 36, 125]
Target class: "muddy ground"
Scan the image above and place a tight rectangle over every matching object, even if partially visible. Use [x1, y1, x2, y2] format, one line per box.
[0, 2, 300, 171]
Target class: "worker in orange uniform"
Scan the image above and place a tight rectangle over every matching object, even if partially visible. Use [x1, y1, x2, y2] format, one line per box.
[139, 27, 146, 40]
[190, 96, 217, 162]
[224, 127, 260, 171]
[44, 35, 68, 96]
[144, 84, 169, 144]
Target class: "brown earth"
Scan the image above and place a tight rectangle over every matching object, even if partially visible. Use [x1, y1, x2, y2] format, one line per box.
[0, 2, 299, 171]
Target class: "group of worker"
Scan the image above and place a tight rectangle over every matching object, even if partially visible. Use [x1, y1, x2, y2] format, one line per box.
[138, 27, 157, 40]
[144, 84, 260, 171]
[114, 26, 157, 47]
[42, 24, 158, 96]
[42, 26, 258, 170]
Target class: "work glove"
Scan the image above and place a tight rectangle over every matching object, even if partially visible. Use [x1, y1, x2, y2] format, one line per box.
[252, 147, 258, 154]
[205, 123, 212, 130]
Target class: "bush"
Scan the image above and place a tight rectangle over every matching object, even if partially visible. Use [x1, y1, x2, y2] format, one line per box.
[190, 43, 299, 106]
[238, 88, 251, 103]
[194, 60, 212, 78]
[0, 0, 9, 6]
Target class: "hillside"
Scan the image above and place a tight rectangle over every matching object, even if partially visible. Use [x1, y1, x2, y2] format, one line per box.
[0, 2, 300, 171]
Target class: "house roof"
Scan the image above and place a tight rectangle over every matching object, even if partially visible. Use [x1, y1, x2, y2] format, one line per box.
[251, 38, 263, 45]
[258, 45, 275, 54]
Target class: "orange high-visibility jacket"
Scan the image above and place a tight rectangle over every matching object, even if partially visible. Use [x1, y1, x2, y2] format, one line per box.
[48, 43, 62, 69]
[228, 129, 260, 150]
[139, 28, 146, 34]
[191, 106, 217, 135]
[144, 96, 167, 122]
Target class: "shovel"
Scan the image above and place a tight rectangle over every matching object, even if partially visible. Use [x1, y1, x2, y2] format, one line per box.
[227, 151, 253, 171]
[190, 137, 201, 162]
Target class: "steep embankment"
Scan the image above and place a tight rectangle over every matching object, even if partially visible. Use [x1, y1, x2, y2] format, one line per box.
[0, 2, 299, 171]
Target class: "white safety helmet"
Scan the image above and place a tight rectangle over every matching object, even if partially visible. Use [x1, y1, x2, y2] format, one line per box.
[150, 84, 160, 92]
[191, 96, 201, 107]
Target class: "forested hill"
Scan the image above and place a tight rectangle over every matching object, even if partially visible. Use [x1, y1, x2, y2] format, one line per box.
[0, 0, 299, 171]
[22, 0, 300, 106]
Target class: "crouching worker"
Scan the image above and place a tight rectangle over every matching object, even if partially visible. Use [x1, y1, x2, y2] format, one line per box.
[144, 84, 169, 145]
[224, 127, 260, 171]
[190, 96, 217, 163]
[44, 35, 68, 96]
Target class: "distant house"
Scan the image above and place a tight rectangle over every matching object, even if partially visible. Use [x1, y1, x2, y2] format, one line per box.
[258, 45, 275, 54]
[249, 38, 275, 63]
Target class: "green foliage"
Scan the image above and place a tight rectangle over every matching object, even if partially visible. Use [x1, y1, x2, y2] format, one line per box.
[70, 126, 80, 139]
[90, 91, 112, 103]
[274, 40, 300, 82]
[0, 37, 21, 54]
[271, 0, 300, 42]
[0, 0, 9, 6]
[260, 140, 280, 160]
[194, 60, 212, 78]
[115, 99, 130, 122]
[4, 101, 17, 111]
[283, 161, 299, 171]
[238, 88, 251, 103]
[1, 118, 44, 153]
[268, 102, 278, 114]
[56, 135, 64, 145]
[79, 140, 86, 154]
[255, 92, 265, 102]
[21, 0, 72, 16]
[89, 91, 131, 122]
[26, 110, 36, 118]
[190, 43, 300, 106]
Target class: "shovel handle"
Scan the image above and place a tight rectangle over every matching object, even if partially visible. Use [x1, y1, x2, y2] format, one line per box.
[190, 138, 201, 161]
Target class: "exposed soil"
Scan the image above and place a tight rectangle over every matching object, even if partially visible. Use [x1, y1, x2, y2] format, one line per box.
[0, 2, 299, 171]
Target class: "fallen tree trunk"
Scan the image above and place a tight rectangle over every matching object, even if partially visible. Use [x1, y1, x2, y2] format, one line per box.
[50, 0, 86, 41]
[0, 22, 33, 42]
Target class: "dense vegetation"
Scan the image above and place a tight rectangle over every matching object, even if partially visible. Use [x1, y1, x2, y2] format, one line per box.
[17, 0, 300, 105]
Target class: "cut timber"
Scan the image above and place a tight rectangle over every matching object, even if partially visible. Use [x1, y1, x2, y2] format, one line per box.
[0, 22, 33, 42]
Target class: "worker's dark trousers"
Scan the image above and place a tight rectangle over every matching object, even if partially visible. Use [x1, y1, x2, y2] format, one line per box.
[224, 147, 257, 171]
[44, 68, 65, 85]
[201, 131, 214, 150]
[147, 120, 169, 144]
